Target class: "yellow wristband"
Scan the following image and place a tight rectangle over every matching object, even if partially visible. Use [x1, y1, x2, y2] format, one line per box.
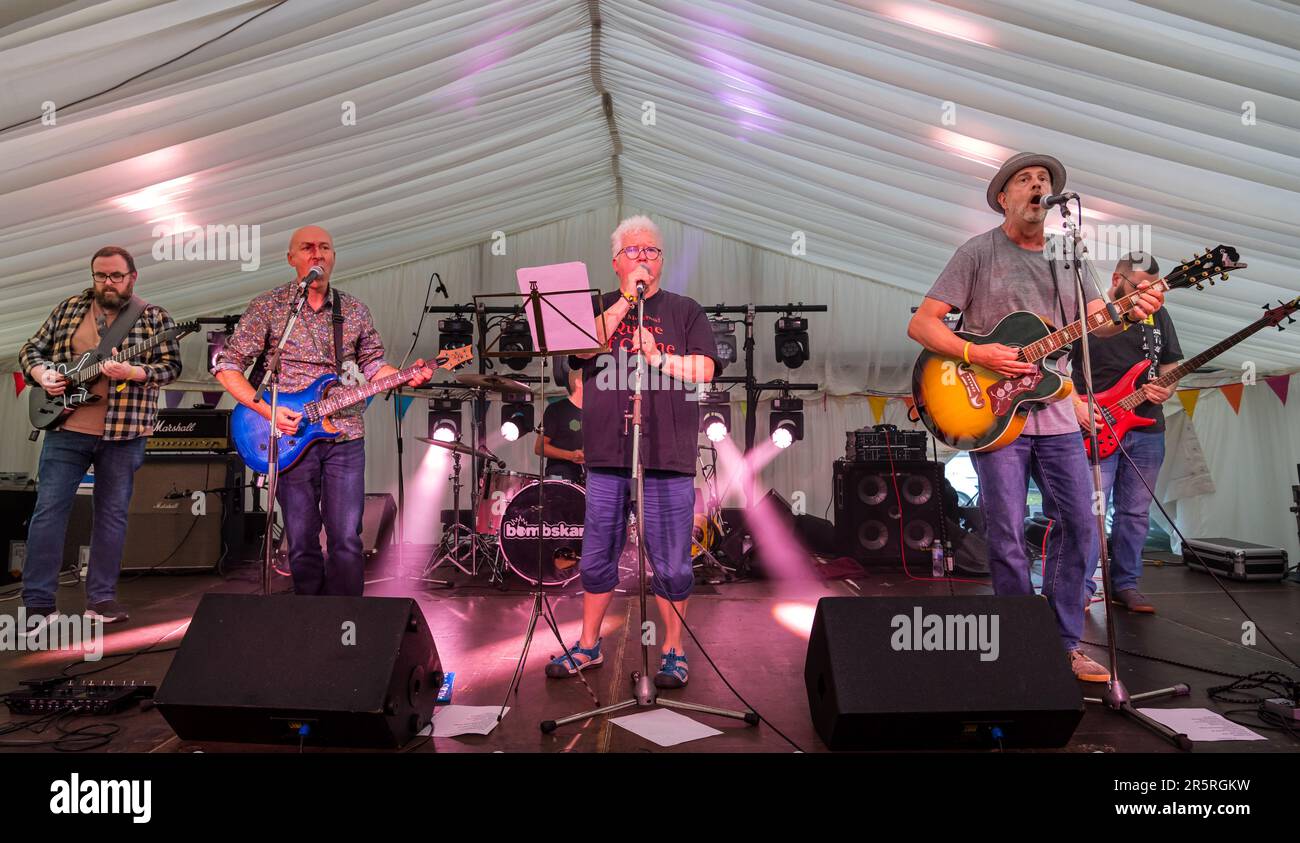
[962, 341, 972, 365]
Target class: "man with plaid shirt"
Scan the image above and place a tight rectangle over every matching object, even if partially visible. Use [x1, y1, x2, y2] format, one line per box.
[19, 246, 182, 626]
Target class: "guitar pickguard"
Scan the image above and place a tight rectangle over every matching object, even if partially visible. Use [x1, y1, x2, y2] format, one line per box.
[987, 369, 1044, 417]
[956, 364, 985, 409]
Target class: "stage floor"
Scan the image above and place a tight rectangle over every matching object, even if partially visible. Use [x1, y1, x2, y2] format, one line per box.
[2, 552, 1297, 754]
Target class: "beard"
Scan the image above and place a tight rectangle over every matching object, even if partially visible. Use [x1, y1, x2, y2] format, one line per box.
[93, 281, 133, 310]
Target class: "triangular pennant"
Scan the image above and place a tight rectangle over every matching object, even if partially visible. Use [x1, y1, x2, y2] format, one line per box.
[201, 390, 223, 407]
[13, 372, 26, 397]
[396, 395, 414, 421]
[164, 390, 185, 409]
[867, 395, 888, 424]
[901, 396, 915, 412]
[1176, 389, 1200, 419]
[1219, 382, 1244, 415]
[1266, 375, 1290, 406]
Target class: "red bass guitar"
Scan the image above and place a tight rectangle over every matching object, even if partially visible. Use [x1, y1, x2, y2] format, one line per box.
[1085, 297, 1299, 459]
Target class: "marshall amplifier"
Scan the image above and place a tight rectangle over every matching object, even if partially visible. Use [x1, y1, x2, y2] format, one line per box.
[148, 408, 233, 453]
[121, 453, 245, 571]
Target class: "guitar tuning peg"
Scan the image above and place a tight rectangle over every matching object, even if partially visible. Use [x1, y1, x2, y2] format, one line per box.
[1220, 273, 1228, 281]
[1195, 283, 1204, 291]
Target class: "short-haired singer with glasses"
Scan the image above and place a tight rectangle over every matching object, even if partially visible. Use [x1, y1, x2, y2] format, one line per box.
[18, 246, 183, 629]
[544, 216, 720, 689]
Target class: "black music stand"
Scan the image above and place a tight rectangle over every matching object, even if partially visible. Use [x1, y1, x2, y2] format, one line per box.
[473, 281, 604, 721]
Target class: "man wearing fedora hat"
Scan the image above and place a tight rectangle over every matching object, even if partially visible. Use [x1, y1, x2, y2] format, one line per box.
[907, 152, 1166, 682]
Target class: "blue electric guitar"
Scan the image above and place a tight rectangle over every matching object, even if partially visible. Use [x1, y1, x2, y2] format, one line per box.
[233, 345, 473, 474]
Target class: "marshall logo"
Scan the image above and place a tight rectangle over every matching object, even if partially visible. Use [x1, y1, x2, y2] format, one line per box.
[956, 364, 985, 409]
[503, 517, 584, 541]
[155, 420, 198, 434]
[987, 369, 1044, 417]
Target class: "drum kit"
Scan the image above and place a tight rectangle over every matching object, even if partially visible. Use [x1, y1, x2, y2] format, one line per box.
[415, 370, 611, 588]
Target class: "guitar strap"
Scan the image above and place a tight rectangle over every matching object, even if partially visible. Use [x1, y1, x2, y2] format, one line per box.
[94, 295, 149, 357]
[332, 287, 346, 372]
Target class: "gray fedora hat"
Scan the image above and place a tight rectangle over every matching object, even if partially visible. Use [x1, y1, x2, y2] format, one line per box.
[986, 152, 1066, 213]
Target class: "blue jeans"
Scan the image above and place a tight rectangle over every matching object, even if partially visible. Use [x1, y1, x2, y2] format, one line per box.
[579, 467, 695, 601]
[23, 430, 148, 608]
[1085, 431, 1165, 596]
[971, 432, 1093, 651]
[276, 438, 367, 596]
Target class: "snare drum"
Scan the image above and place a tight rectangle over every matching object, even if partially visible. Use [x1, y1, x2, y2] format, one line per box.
[498, 479, 586, 586]
[475, 468, 538, 535]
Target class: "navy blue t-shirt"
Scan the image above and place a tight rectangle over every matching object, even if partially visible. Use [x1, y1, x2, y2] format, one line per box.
[570, 289, 719, 475]
[1070, 308, 1181, 433]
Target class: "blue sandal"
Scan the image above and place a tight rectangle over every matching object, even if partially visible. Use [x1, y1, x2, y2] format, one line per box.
[654, 649, 689, 688]
[545, 638, 603, 677]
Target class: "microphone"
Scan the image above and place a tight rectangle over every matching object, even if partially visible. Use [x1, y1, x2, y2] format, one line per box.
[433, 271, 449, 299]
[1033, 192, 1078, 209]
[299, 265, 324, 290]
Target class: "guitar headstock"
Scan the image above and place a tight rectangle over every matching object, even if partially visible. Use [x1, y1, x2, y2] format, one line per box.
[1165, 245, 1246, 292]
[1261, 297, 1300, 330]
[435, 345, 474, 371]
[174, 320, 201, 338]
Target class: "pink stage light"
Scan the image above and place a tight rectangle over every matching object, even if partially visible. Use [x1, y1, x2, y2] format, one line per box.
[771, 601, 817, 640]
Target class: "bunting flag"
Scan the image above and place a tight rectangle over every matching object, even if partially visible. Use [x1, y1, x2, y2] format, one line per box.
[396, 395, 414, 421]
[13, 372, 25, 397]
[164, 390, 186, 409]
[901, 395, 915, 415]
[1265, 374, 1291, 407]
[1219, 383, 1245, 414]
[201, 390, 223, 407]
[867, 395, 888, 424]
[1177, 389, 1200, 419]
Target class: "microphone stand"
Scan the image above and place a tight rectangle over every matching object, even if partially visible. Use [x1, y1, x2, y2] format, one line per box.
[1059, 201, 1192, 750]
[251, 276, 311, 596]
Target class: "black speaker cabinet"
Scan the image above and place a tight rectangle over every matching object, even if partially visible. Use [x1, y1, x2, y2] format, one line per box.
[805, 595, 1083, 749]
[0, 488, 37, 583]
[834, 459, 946, 566]
[155, 593, 441, 748]
[319, 493, 396, 562]
[121, 453, 244, 571]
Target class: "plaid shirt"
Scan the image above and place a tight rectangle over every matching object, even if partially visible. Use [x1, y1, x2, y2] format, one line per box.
[19, 290, 183, 441]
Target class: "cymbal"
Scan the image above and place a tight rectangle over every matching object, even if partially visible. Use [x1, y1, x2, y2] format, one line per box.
[454, 373, 533, 395]
[417, 437, 503, 463]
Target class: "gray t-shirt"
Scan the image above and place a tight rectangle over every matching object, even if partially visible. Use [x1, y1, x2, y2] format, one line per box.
[925, 227, 1099, 436]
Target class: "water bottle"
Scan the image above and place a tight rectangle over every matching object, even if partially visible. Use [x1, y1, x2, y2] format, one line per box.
[931, 541, 944, 578]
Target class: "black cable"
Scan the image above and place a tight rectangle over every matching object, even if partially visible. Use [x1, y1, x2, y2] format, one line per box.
[0, 1, 291, 137]
[665, 599, 805, 753]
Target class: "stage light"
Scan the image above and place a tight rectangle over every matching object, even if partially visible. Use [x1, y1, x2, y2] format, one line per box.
[699, 390, 731, 443]
[774, 315, 809, 369]
[438, 316, 473, 363]
[500, 394, 534, 442]
[427, 398, 462, 442]
[769, 396, 804, 449]
[710, 318, 736, 373]
[500, 317, 534, 371]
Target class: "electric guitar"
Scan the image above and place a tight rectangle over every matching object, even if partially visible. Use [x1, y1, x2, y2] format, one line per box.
[1085, 296, 1298, 459]
[29, 320, 201, 431]
[232, 345, 473, 474]
[911, 245, 1246, 452]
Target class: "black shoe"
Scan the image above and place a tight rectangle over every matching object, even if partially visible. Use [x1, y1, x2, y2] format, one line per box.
[85, 600, 129, 623]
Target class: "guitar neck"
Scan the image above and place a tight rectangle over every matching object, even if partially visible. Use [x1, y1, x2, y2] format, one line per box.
[312, 364, 423, 418]
[1021, 280, 1171, 364]
[76, 330, 176, 383]
[1112, 314, 1277, 411]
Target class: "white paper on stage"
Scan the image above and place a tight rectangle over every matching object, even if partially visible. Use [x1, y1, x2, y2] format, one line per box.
[420, 705, 510, 738]
[1135, 708, 1266, 742]
[609, 708, 722, 747]
[514, 261, 600, 354]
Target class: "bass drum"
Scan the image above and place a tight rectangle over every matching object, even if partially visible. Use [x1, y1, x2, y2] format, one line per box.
[498, 479, 586, 587]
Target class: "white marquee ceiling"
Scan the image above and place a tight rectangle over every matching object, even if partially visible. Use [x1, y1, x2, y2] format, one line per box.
[1, 0, 1297, 371]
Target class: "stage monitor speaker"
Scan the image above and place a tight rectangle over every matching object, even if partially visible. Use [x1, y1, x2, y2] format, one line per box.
[155, 593, 441, 748]
[834, 460, 946, 566]
[805, 595, 1083, 749]
[121, 453, 244, 571]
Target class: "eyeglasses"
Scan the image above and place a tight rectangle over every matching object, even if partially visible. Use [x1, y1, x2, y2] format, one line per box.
[91, 272, 133, 284]
[617, 246, 662, 261]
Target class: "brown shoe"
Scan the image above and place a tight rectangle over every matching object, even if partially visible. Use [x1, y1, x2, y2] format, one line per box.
[1069, 649, 1111, 683]
[1111, 588, 1155, 614]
